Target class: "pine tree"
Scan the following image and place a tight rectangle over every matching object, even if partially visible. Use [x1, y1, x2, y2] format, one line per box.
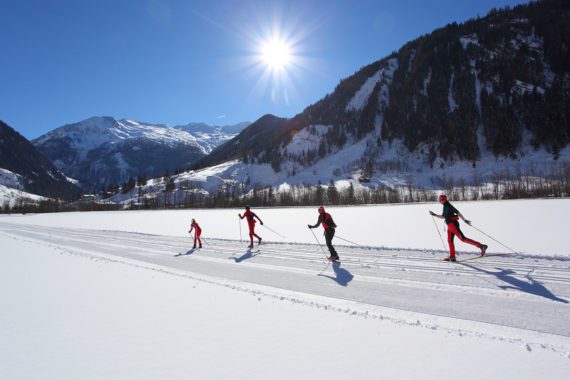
[137, 174, 147, 187]
[315, 181, 324, 205]
[346, 182, 355, 204]
[165, 178, 176, 192]
[327, 180, 339, 205]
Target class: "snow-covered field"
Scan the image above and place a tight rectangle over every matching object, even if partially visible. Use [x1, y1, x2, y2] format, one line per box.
[1, 199, 570, 378]
[2, 199, 568, 256]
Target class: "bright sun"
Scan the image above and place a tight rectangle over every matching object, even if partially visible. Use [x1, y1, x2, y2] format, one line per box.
[261, 39, 291, 70]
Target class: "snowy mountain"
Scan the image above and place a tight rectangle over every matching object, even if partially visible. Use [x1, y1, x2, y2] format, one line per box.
[0, 120, 81, 201]
[173, 121, 250, 153]
[32, 116, 248, 192]
[192, 0, 570, 191]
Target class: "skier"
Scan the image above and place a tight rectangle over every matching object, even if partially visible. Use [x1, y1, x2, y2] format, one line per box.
[188, 218, 202, 249]
[239, 205, 263, 248]
[308, 206, 339, 261]
[429, 194, 487, 262]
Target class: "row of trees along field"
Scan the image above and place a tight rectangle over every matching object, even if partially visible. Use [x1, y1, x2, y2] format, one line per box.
[2, 162, 569, 214]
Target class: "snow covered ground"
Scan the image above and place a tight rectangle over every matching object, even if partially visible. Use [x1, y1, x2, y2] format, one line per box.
[1, 199, 570, 378]
[2, 199, 568, 256]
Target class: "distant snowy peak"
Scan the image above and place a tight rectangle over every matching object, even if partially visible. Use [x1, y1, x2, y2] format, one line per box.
[175, 122, 219, 134]
[34, 116, 204, 152]
[174, 121, 249, 134]
[34, 117, 249, 154]
[32, 116, 249, 192]
[219, 122, 250, 134]
[173, 121, 249, 154]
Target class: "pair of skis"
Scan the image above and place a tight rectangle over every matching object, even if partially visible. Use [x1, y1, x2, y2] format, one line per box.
[448, 252, 513, 263]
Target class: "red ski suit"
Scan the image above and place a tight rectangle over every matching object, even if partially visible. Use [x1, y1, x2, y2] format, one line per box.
[446, 217, 482, 257]
[240, 210, 262, 244]
[189, 222, 202, 247]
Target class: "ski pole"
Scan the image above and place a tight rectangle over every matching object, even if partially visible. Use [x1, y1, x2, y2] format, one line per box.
[430, 215, 447, 252]
[201, 237, 211, 246]
[309, 227, 329, 259]
[334, 234, 363, 247]
[262, 224, 286, 238]
[238, 216, 242, 242]
[468, 224, 521, 255]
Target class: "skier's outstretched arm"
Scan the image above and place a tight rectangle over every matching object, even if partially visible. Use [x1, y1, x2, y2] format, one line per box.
[308, 215, 323, 229]
[255, 213, 263, 225]
[429, 211, 444, 219]
[458, 213, 471, 225]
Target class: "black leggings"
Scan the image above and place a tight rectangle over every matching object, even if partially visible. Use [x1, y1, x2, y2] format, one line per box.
[325, 228, 338, 257]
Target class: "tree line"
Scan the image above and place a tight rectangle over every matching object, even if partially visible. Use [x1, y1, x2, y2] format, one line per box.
[3, 162, 569, 214]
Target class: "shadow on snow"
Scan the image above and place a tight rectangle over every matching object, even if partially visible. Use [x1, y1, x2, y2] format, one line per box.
[461, 262, 568, 303]
[319, 261, 354, 287]
[174, 248, 195, 257]
[231, 248, 261, 263]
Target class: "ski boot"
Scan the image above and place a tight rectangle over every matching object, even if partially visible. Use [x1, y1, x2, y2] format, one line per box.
[443, 256, 456, 262]
[480, 244, 488, 256]
[258, 237, 262, 245]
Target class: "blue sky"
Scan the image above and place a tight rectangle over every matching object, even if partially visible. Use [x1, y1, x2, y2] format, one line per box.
[1, 0, 529, 139]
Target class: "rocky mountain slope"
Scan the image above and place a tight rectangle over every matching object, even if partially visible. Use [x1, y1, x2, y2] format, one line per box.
[0, 120, 81, 200]
[192, 0, 570, 190]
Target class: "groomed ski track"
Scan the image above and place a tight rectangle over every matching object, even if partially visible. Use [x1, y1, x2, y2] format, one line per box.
[2, 222, 569, 341]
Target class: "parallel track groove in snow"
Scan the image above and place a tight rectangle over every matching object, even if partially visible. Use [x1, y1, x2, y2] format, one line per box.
[1, 222, 569, 337]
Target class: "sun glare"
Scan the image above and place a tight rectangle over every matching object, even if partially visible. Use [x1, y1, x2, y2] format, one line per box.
[261, 39, 291, 70]
[242, 16, 316, 105]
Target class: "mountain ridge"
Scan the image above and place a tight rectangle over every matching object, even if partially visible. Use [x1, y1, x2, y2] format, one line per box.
[192, 0, 570, 183]
[0, 120, 81, 201]
[32, 116, 249, 191]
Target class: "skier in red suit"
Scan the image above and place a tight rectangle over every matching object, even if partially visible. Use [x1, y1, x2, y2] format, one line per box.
[239, 206, 263, 248]
[430, 194, 487, 262]
[189, 218, 202, 249]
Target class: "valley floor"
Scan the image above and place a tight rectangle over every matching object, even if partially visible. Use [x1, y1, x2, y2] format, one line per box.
[1, 208, 570, 378]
